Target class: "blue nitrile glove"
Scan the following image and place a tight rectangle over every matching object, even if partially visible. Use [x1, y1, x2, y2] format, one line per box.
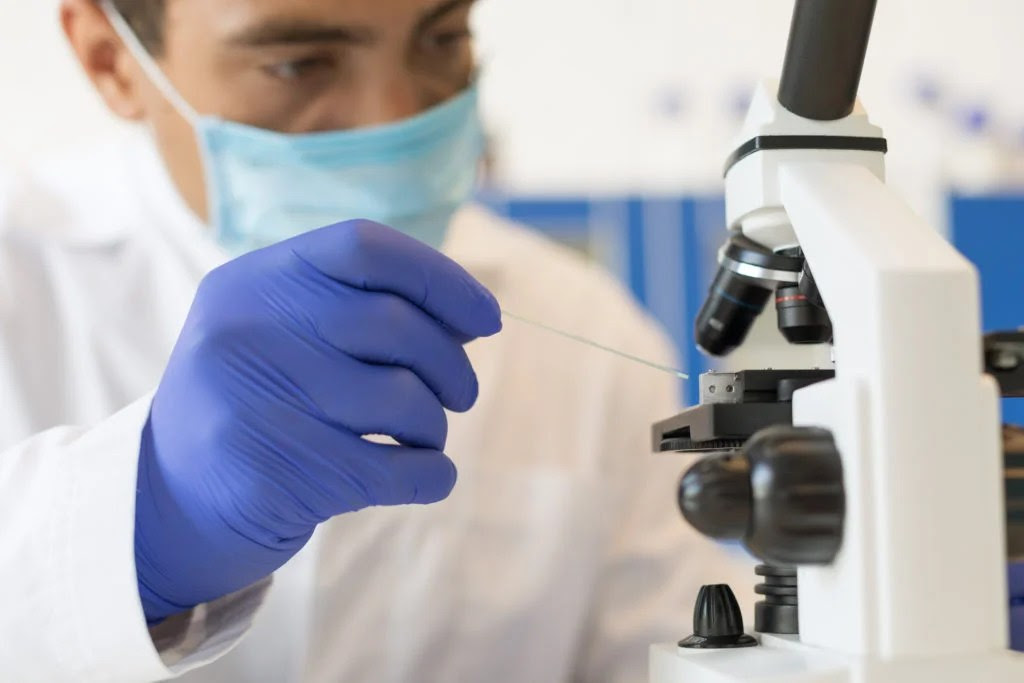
[134, 220, 502, 623]
[1011, 561, 1024, 652]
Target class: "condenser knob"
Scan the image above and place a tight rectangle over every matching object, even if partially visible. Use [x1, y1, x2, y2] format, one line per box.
[679, 584, 758, 649]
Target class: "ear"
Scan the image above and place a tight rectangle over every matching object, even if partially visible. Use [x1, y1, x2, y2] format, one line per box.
[61, 0, 147, 120]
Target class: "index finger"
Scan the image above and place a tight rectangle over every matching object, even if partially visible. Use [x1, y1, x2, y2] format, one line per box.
[287, 220, 502, 339]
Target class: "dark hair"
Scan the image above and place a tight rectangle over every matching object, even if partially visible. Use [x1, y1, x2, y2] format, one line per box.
[111, 0, 166, 55]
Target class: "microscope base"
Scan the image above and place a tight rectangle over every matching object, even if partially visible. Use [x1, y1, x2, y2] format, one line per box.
[650, 637, 1024, 683]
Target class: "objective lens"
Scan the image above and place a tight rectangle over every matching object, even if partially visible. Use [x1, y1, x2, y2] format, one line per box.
[775, 284, 832, 345]
[695, 267, 773, 357]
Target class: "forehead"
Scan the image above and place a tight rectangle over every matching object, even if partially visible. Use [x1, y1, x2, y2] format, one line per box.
[168, 0, 462, 35]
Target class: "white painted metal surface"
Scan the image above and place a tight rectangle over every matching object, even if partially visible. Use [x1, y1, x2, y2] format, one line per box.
[651, 638, 1024, 683]
[725, 80, 885, 250]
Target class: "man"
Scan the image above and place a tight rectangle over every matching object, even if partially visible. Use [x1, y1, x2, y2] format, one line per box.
[0, 0, 754, 680]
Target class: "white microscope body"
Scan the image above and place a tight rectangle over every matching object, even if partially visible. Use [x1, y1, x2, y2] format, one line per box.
[650, 80, 1024, 683]
[650, 2, 1024, 681]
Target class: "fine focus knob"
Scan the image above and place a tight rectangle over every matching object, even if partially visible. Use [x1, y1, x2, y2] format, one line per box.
[678, 453, 751, 540]
[744, 426, 845, 565]
[679, 584, 758, 649]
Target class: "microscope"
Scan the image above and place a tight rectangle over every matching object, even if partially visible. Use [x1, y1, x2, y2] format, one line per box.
[650, 1, 1024, 680]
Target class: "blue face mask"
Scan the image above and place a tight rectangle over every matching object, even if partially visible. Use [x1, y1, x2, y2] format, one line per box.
[103, 2, 483, 254]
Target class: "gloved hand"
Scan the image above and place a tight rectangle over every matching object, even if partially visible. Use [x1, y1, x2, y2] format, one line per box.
[1011, 561, 1024, 652]
[134, 220, 502, 623]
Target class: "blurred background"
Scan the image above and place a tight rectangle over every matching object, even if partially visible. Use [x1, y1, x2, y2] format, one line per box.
[2, 0, 1023, 413]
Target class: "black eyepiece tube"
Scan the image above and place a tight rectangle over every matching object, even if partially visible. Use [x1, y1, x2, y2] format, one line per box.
[778, 0, 878, 121]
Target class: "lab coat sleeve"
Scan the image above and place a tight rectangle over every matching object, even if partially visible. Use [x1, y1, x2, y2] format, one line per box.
[570, 324, 757, 683]
[0, 395, 270, 682]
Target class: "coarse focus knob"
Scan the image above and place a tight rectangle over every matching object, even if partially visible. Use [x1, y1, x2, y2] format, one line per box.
[745, 426, 845, 565]
[678, 453, 751, 540]
[676, 426, 845, 566]
[679, 584, 758, 649]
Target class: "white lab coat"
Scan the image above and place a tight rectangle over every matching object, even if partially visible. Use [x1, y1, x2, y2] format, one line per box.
[0, 131, 754, 683]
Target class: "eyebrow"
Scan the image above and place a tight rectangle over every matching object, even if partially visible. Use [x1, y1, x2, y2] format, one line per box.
[224, 0, 476, 49]
[416, 0, 476, 32]
[225, 20, 377, 48]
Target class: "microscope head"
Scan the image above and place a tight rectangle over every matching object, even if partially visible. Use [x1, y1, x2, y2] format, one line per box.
[695, 0, 884, 359]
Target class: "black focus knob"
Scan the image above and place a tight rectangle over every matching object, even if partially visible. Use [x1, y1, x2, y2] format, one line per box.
[679, 584, 758, 649]
[676, 426, 845, 566]
[678, 453, 751, 540]
[745, 426, 845, 565]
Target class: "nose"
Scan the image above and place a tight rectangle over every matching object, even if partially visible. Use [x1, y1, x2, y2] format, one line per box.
[347, 74, 436, 129]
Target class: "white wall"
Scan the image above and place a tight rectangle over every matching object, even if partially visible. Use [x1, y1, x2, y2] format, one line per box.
[476, 0, 1024, 221]
[4, 0, 1024, 220]
[0, 0, 130, 165]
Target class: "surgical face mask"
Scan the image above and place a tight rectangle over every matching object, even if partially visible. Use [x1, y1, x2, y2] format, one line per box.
[102, 2, 484, 254]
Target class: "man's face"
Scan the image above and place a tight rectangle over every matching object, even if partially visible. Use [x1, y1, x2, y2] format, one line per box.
[67, 0, 476, 219]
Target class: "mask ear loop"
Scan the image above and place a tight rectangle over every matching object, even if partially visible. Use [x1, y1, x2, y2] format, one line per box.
[99, 0, 201, 124]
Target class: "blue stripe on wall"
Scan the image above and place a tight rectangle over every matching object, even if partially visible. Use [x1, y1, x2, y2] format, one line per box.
[680, 199, 702, 407]
[626, 198, 647, 305]
[950, 195, 1024, 425]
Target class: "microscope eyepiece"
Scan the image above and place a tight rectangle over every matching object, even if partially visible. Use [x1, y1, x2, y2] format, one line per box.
[779, 0, 877, 121]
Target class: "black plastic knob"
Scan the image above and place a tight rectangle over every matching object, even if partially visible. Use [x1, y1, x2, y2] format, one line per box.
[679, 584, 758, 649]
[676, 426, 845, 566]
[745, 426, 845, 565]
[678, 453, 751, 540]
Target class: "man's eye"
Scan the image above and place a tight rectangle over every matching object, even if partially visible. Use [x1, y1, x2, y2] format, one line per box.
[262, 56, 334, 81]
[424, 29, 471, 51]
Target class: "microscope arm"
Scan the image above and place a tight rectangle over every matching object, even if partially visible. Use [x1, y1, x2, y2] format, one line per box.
[781, 161, 1007, 657]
